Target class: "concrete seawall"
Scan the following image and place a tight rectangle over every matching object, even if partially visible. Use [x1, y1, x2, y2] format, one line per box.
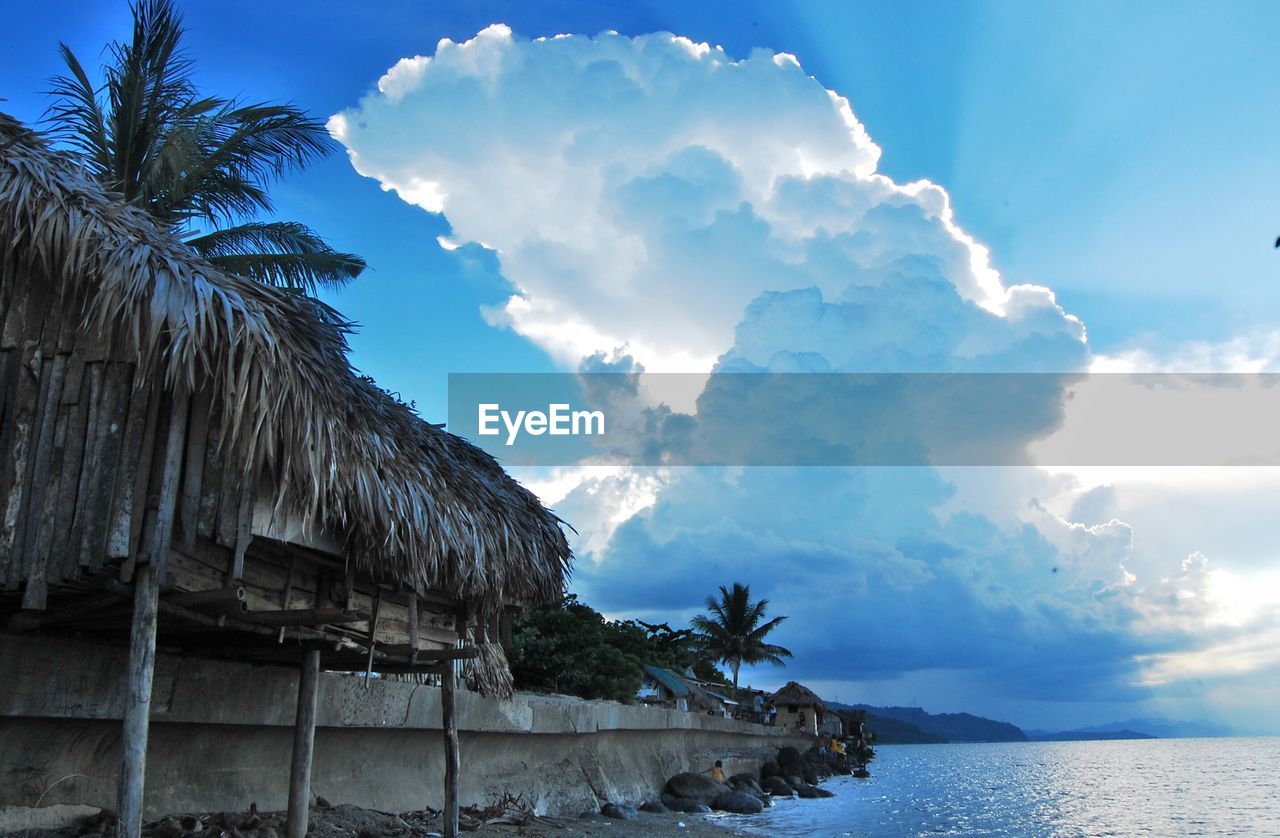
[0, 634, 812, 819]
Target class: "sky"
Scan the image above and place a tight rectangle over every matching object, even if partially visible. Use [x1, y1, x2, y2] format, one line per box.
[4, 0, 1280, 733]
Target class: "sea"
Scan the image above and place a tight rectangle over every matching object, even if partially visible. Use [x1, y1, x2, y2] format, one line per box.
[733, 737, 1280, 837]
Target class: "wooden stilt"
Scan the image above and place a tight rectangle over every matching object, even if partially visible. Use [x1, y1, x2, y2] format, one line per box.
[441, 663, 460, 838]
[117, 392, 189, 838]
[116, 561, 159, 838]
[287, 648, 321, 838]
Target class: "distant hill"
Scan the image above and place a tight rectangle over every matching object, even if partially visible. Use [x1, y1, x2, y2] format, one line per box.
[829, 702, 1027, 744]
[1026, 728, 1156, 742]
[1023, 716, 1234, 741]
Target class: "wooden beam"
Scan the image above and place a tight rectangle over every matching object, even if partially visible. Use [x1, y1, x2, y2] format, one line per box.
[287, 648, 320, 838]
[165, 586, 246, 611]
[238, 608, 368, 628]
[118, 391, 189, 838]
[441, 660, 459, 838]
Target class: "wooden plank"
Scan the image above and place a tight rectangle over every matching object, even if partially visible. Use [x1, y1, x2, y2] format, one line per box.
[1, 352, 45, 590]
[64, 363, 102, 570]
[77, 362, 131, 570]
[19, 351, 70, 608]
[50, 358, 92, 580]
[178, 387, 212, 550]
[408, 595, 420, 664]
[287, 648, 321, 838]
[229, 482, 253, 581]
[195, 415, 223, 541]
[107, 369, 157, 560]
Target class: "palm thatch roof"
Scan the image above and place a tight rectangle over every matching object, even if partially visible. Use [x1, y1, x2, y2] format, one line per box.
[771, 681, 826, 710]
[0, 112, 571, 611]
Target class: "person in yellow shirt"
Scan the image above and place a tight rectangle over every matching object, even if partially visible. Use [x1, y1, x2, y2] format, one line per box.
[832, 738, 846, 755]
[710, 760, 726, 783]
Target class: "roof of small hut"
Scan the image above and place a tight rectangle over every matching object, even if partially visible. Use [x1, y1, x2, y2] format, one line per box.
[0, 113, 571, 610]
[771, 681, 827, 710]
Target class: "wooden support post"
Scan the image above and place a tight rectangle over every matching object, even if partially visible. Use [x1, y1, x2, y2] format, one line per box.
[117, 561, 159, 838]
[363, 588, 382, 688]
[287, 648, 320, 838]
[441, 661, 460, 838]
[407, 595, 420, 665]
[117, 391, 189, 838]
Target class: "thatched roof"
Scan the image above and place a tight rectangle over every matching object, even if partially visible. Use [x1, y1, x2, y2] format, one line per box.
[0, 112, 571, 611]
[771, 681, 826, 710]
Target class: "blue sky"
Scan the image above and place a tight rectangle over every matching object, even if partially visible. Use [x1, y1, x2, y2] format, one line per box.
[5, 1, 1280, 733]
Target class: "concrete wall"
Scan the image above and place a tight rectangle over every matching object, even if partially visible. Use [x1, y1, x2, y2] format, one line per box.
[0, 634, 811, 819]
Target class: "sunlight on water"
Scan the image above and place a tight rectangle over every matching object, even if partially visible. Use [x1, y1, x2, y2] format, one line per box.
[740, 738, 1280, 837]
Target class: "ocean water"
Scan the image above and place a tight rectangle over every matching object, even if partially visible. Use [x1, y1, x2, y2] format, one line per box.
[739, 737, 1280, 837]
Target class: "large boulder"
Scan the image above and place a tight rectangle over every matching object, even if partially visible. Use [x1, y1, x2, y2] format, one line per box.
[778, 747, 804, 771]
[759, 760, 781, 780]
[729, 776, 771, 805]
[711, 791, 765, 815]
[761, 776, 795, 797]
[729, 771, 758, 786]
[639, 800, 668, 814]
[664, 772, 730, 805]
[794, 783, 835, 799]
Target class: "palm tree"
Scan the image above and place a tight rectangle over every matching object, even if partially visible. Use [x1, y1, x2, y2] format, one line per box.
[691, 582, 792, 690]
[46, 0, 364, 294]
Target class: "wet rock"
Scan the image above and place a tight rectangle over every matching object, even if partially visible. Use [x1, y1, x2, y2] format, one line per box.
[759, 760, 780, 780]
[711, 791, 765, 815]
[662, 796, 713, 814]
[639, 800, 668, 813]
[761, 776, 795, 797]
[664, 771, 730, 805]
[601, 803, 638, 821]
[778, 746, 804, 771]
[729, 771, 758, 786]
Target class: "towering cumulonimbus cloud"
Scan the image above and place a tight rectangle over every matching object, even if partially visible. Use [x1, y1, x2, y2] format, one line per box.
[330, 23, 1084, 372]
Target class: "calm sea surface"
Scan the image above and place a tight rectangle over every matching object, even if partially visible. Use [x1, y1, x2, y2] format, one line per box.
[736, 737, 1280, 837]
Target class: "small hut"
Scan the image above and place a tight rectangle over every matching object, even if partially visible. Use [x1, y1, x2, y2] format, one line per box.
[0, 114, 571, 837]
[771, 681, 827, 736]
[638, 664, 690, 711]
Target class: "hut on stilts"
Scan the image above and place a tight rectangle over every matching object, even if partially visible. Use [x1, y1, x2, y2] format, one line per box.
[0, 114, 572, 838]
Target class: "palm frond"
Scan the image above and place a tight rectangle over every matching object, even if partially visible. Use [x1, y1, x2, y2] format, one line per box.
[188, 221, 366, 292]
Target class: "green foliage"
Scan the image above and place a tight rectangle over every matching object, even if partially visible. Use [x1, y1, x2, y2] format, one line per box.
[46, 0, 364, 294]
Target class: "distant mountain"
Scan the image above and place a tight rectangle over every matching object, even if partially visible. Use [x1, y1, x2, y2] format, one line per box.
[829, 702, 1027, 743]
[1072, 718, 1233, 739]
[1026, 728, 1156, 742]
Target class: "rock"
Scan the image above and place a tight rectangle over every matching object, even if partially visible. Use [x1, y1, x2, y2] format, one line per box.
[761, 776, 795, 796]
[795, 783, 835, 799]
[786, 775, 805, 788]
[760, 760, 780, 780]
[729, 771, 758, 786]
[152, 816, 185, 838]
[664, 772, 731, 805]
[802, 766, 820, 785]
[639, 801, 668, 813]
[578, 810, 608, 821]
[711, 791, 765, 815]
[316, 796, 333, 809]
[778, 746, 804, 770]
[601, 803, 638, 821]
[853, 767, 871, 778]
[663, 797, 713, 814]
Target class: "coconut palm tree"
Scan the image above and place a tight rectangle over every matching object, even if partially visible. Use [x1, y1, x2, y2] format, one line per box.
[691, 582, 792, 690]
[46, 0, 364, 294]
